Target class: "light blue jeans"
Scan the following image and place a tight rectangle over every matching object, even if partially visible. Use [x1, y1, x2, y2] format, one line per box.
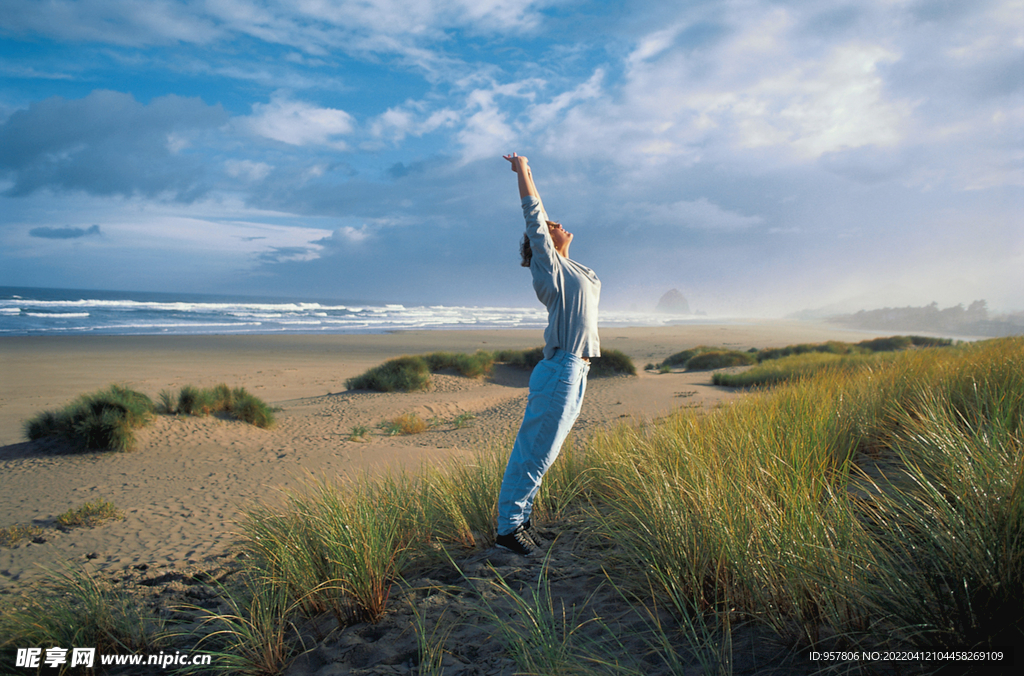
[497, 349, 589, 535]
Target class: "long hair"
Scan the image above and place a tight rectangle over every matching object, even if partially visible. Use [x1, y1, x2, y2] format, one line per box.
[520, 233, 532, 267]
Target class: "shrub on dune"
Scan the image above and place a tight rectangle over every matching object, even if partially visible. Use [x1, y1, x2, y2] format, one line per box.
[423, 351, 495, 377]
[176, 384, 210, 416]
[25, 383, 274, 452]
[755, 340, 857, 361]
[660, 345, 719, 369]
[380, 412, 429, 436]
[231, 388, 275, 428]
[714, 351, 884, 387]
[56, 498, 124, 528]
[588, 348, 636, 376]
[492, 346, 635, 377]
[24, 385, 154, 452]
[491, 347, 545, 370]
[172, 384, 275, 428]
[684, 350, 756, 371]
[346, 356, 432, 392]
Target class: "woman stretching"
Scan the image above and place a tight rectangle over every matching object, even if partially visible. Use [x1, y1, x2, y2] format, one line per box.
[496, 152, 601, 556]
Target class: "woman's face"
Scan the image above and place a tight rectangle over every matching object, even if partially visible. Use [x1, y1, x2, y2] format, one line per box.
[547, 221, 573, 254]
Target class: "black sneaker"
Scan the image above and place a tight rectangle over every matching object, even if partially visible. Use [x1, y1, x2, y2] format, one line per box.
[495, 524, 536, 556]
[522, 519, 546, 547]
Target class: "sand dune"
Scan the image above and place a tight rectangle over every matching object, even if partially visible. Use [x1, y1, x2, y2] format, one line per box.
[0, 321, 880, 591]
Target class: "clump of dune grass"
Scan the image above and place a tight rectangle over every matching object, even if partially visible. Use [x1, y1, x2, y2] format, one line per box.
[56, 498, 124, 528]
[187, 573, 305, 676]
[683, 349, 756, 371]
[659, 345, 722, 369]
[157, 388, 177, 414]
[346, 356, 432, 392]
[654, 345, 756, 371]
[0, 524, 45, 548]
[854, 334, 952, 352]
[853, 339, 1024, 652]
[589, 338, 1024, 660]
[714, 336, 960, 388]
[474, 558, 603, 675]
[588, 348, 636, 376]
[24, 383, 272, 452]
[36, 337, 1004, 672]
[0, 566, 163, 672]
[423, 351, 494, 377]
[452, 412, 475, 429]
[23, 384, 154, 452]
[493, 346, 635, 377]
[492, 347, 545, 370]
[242, 478, 415, 626]
[232, 389, 276, 428]
[380, 412, 429, 436]
[168, 384, 275, 428]
[349, 346, 634, 393]
[713, 350, 888, 387]
[658, 335, 955, 376]
[407, 590, 456, 676]
[346, 352, 495, 393]
[754, 340, 858, 361]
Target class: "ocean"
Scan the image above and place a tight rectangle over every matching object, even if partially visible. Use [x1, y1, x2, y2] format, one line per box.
[0, 287, 692, 336]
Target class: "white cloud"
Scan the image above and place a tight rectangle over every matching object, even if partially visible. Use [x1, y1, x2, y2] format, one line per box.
[743, 43, 910, 158]
[540, 8, 916, 170]
[369, 101, 458, 143]
[225, 159, 273, 181]
[335, 225, 371, 243]
[526, 69, 605, 132]
[0, 0, 223, 46]
[245, 94, 355, 148]
[644, 198, 764, 231]
[455, 81, 539, 163]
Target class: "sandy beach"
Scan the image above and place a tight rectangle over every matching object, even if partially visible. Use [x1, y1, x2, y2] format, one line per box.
[0, 321, 886, 593]
[0, 321, 914, 676]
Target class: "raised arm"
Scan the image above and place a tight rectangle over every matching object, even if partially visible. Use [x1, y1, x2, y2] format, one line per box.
[503, 153, 541, 203]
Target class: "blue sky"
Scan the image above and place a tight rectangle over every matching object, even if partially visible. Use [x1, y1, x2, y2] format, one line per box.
[1, 0, 1021, 316]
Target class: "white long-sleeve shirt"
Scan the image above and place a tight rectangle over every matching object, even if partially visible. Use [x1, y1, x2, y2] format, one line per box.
[522, 196, 601, 360]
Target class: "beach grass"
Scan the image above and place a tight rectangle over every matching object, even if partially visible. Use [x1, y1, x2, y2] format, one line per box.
[347, 346, 636, 393]
[0, 566, 164, 673]
[491, 346, 545, 370]
[24, 383, 274, 452]
[227, 336, 1023, 671]
[474, 558, 603, 675]
[423, 350, 495, 377]
[23, 384, 155, 452]
[169, 384, 275, 428]
[683, 349, 756, 370]
[659, 345, 721, 368]
[10, 337, 1021, 673]
[588, 348, 637, 376]
[656, 334, 955, 377]
[380, 412, 429, 436]
[25, 383, 274, 450]
[0, 524, 45, 548]
[452, 412, 475, 428]
[186, 573, 304, 676]
[712, 350, 888, 387]
[345, 355, 433, 392]
[55, 498, 124, 528]
[346, 351, 494, 393]
[656, 345, 758, 371]
[349, 424, 371, 441]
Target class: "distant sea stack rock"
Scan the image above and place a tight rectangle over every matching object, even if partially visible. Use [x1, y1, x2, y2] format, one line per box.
[656, 289, 691, 314]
